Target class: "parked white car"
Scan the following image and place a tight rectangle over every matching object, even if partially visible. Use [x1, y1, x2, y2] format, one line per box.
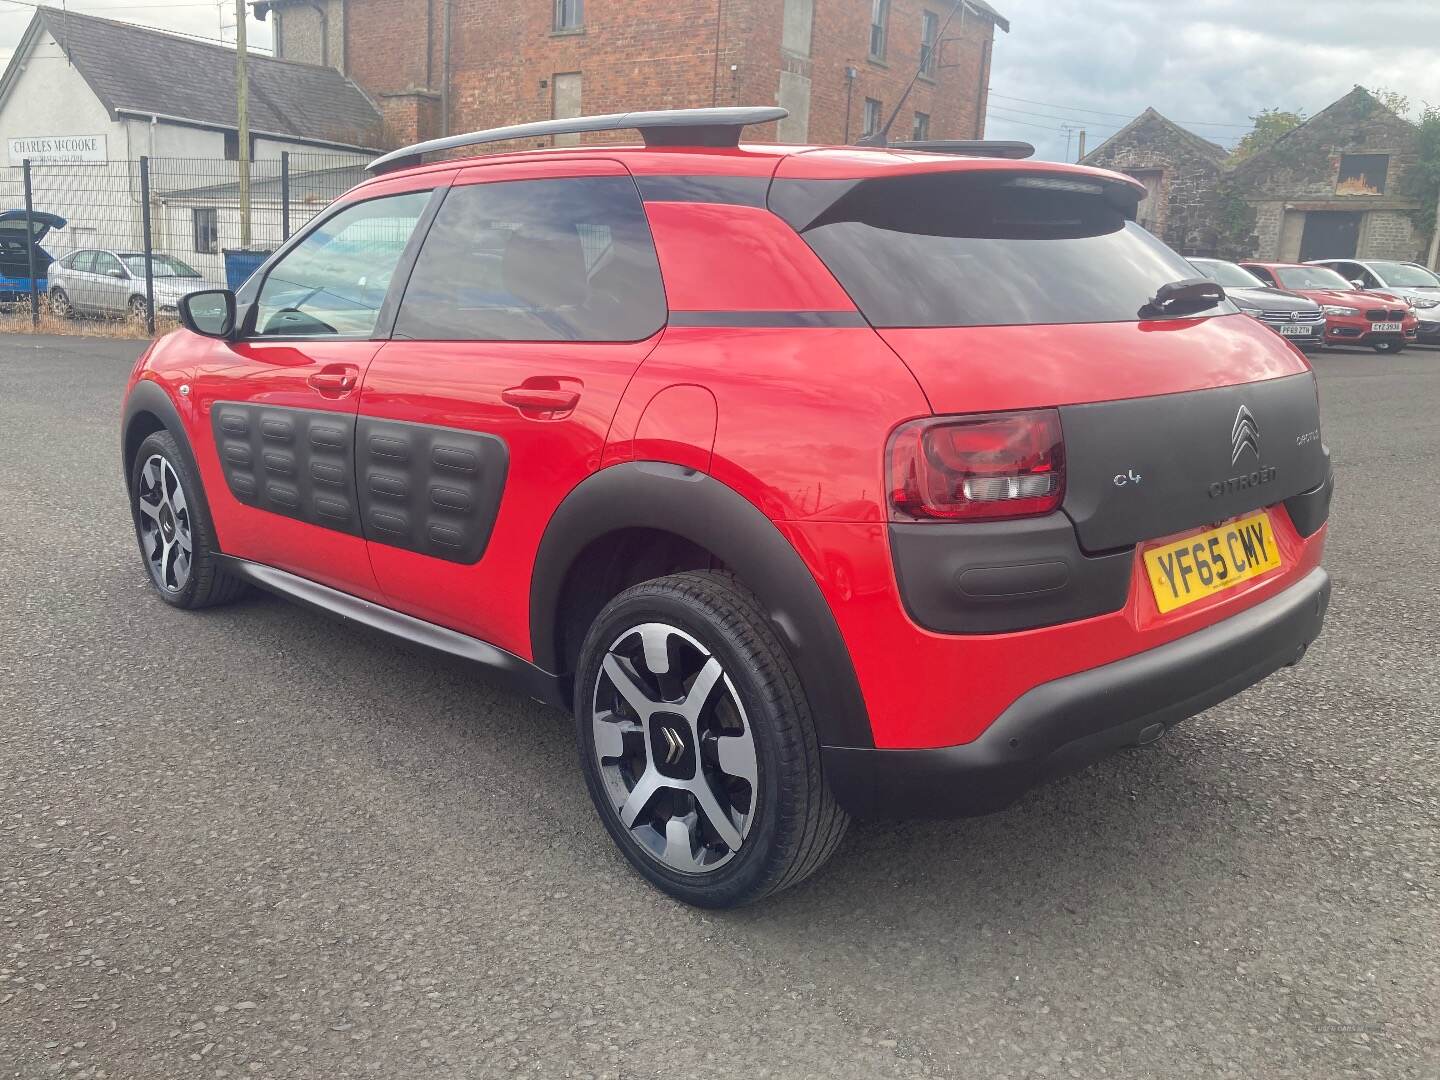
[48, 249, 207, 320]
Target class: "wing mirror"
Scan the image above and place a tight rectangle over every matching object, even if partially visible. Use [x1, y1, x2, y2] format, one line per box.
[178, 289, 236, 339]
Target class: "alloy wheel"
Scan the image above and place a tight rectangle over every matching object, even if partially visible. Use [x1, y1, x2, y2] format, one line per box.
[49, 290, 70, 318]
[136, 453, 193, 592]
[590, 622, 759, 874]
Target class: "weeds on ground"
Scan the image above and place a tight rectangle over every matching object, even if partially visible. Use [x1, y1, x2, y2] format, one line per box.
[0, 305, 177, 340]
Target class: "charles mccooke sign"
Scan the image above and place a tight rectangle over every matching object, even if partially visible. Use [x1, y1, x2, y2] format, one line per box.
[7, 135, 107, 166]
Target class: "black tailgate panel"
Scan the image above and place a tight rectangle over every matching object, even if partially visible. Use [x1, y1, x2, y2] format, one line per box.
[1060, 372, 1329, 553]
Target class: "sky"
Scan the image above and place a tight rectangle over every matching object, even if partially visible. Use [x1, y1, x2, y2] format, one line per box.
[984, 0, 1440, 162]
[2, 0, 1439, 163]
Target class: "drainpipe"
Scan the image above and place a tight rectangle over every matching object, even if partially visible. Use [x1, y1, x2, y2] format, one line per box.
[441, 0, 452, 136]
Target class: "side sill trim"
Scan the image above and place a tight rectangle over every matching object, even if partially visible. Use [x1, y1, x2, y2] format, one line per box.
[217, 556, 564, 708]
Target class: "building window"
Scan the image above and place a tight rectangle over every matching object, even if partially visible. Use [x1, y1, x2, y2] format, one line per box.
[863, 98, 883, 138]
[869, 0, 889, 61]
[1336, 154, 1388, 196]
[193, 208, 218, 255]
[911, 112, 930, 141]
[919, 10, 939, 76]
[554, 0, 582, 31]
[552, 72, 583, 145]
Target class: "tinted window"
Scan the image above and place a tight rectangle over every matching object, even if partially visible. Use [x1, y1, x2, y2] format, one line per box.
[1190, 258, 1265, 289]
[784, 172, 1231, 327]
[254, 191, 429, 337]
[395, 176, 665, 342]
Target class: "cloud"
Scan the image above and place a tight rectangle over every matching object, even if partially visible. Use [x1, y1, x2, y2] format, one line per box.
[985, 0, 1440, 162]
[0, 0, 274, 65]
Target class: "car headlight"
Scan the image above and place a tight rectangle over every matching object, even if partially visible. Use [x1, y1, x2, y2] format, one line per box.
[1237, 305, 1263, 317]
[1322, 305, 1359, 316]
[1409, 296, 1439, 309]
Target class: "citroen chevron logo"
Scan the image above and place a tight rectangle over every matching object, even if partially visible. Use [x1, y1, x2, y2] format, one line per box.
[1231, 405, 1260, 465]
[660, 725, 684, 766]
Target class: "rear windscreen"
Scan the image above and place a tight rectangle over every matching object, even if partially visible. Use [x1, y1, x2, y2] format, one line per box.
[776, 171, 1233, 328]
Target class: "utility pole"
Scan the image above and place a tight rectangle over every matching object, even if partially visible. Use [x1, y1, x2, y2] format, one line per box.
[235, 0, 252, 248]
[1076, 129, 1086, 162]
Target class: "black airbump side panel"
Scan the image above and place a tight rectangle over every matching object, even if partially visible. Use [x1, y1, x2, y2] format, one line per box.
[356, 418, 508, 564]
[211, 403, 361, 535]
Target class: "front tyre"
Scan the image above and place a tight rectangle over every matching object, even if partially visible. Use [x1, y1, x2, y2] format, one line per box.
[129, 429, 246, 609]
[1372, 339, 1405, 354]
[575, 571, 848, 908]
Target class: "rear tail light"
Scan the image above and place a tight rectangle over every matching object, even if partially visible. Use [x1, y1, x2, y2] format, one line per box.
[889, 409, 1066, 521]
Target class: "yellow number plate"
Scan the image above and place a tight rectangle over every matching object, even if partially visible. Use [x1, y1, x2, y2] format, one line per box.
[1143, 512, 1283, 614]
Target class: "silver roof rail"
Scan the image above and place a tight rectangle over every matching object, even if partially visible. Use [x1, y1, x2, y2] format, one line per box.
[367, 106, 789, 174]
[888, 140, 1035, 159]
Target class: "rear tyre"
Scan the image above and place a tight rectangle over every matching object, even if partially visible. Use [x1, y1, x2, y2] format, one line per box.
[129, 429, 246, 609]
[574, 570, 849, 908]
[48, 288, 71, 319]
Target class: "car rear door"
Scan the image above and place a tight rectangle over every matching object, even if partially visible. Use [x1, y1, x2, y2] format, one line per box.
[187, 178, 444, 600]
[355, 159, 667, 654]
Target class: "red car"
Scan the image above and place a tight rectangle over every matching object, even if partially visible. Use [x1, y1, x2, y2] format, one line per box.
[1242, 261, 1417, 353]
[121, 108, 1332, 908]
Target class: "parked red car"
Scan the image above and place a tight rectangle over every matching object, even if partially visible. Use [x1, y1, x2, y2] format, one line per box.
[1242, 261, 1417, 353]
[121, 109, 1332, 907]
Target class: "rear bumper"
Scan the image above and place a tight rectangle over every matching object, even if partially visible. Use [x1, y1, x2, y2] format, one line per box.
[823, 566, 1331, 819]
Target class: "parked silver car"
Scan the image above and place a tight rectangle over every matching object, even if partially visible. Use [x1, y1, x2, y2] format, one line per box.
[48, 249, 206, 320]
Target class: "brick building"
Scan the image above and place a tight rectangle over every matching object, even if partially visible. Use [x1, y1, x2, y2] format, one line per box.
[252, 0, 1009, 149]
[1081, 107, 1228, 255]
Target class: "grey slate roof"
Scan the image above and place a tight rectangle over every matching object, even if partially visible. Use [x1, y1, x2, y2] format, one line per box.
[31, 7, 381, 150]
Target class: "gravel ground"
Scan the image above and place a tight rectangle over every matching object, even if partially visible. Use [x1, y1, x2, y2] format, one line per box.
[1, 335, 1436, 1079]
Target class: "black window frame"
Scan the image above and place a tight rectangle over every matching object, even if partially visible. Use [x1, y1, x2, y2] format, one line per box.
[390, 173, 668, 344]
[236, 186, 442, 342]
[553, 0, 583, 31]
[863, 97, 883, 138]
[869, 0, 889, 61]
[192, 207, 219, 255]
[919, 10, 939, 77]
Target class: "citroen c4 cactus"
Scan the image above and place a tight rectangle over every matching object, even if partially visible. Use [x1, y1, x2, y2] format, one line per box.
[120, 108, 1332, 908]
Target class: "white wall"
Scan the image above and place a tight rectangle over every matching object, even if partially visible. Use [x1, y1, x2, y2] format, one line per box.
[0, 29, 129, 165]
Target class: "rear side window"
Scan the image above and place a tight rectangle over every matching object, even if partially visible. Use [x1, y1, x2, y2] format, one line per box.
[775, 171, 1232, 328]
[394, 176, 665, 342]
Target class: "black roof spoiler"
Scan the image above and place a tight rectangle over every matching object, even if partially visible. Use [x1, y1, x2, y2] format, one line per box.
[887, 140, 1035, 159]
[368, 107, 788, 173]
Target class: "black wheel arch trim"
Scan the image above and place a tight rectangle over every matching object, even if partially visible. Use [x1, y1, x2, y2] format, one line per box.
[121, 378, 222, 555]
[530, 461, 875, 748]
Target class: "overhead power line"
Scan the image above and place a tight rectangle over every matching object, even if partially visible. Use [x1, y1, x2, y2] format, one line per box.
[987, 90, 1254, 129]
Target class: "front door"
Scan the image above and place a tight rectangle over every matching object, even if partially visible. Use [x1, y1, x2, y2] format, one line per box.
[356, 161, 668, 655]
[188, 185, 438, 601]
[1299, 211, 1361, 261]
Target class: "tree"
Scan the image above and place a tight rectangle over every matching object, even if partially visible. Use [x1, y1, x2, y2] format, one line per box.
[1229, 108, 1306, 161]
[1407, 104, 1440, 265]
[1370, 86, 1412, 119]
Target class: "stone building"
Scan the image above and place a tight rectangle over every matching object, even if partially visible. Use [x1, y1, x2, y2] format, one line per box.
[1080, 106, 1228, 255]
[1230, 86, 1427, 263]
[1087, 87, 1432, 263]
[251, 0, 1010, 149]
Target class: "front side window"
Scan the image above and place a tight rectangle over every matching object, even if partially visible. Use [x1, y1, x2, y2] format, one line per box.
[122, 254, 201, 278]
[919, 10, 939, 75]
[779, 170, 1233, 327]
[92, 251, 125, 279]
[193, 208, 218, 255]
[254, 190, 430, 337]
[863, 98, 883, 138]
[73, 250, 97, 274]
[554, 0, 582, 30]
[394, 176, 665, 342]
[870, 0, 889, 60]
